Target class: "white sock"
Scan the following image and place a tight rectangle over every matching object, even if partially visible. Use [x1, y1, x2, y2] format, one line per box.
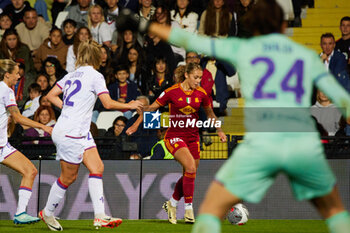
[16, 187, 32, 215]
[88, 174, 105, 216]
[44, 179, 67, 217]
[185, 203, 193, 210]
[170, 197, 179, 207]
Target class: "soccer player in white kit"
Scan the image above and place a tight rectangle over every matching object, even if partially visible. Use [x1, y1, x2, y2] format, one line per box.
[39, 40, 143, 231]
[0, 59, 53, 224]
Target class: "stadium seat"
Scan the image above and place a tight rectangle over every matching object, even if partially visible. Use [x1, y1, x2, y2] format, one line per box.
[96, 111, 123, 130]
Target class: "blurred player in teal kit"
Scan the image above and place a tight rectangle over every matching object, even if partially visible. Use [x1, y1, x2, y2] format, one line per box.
[116, 0, 350, 232]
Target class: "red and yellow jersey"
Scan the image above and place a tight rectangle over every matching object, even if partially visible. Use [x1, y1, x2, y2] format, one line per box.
[156, 83, 211, 140]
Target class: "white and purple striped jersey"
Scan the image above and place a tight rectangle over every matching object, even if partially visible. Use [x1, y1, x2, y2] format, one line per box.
[0, 81, 17, 147]
[55, 66, 109, 138]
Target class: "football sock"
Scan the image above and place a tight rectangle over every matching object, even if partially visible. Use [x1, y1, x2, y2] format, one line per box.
[183, 172, 196, 204]
[16, 186, 32, 215]
[191, 214, 221, 233]
[326, 211, 350, 233]
[172, 176, 183, 201]
[44, 178, 67, 217]
[185, 203, 193, 210]
[170, 197, 179, 208]
[88, 174, 105, 216]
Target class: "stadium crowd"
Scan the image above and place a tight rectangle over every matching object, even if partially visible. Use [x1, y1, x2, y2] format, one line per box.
[1, 0, 350, 159]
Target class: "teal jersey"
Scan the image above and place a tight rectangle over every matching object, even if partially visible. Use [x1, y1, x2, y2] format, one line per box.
[169, 28, 350, 132]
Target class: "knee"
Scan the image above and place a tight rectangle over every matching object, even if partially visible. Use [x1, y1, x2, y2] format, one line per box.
[90, 161, 104, 175]
[60, 174, 78, 186]
[23, 166, 38, 180]
[184, 164, 196, 174]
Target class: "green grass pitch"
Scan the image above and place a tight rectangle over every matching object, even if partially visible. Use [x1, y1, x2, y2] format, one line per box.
[0, 219, 328, 233]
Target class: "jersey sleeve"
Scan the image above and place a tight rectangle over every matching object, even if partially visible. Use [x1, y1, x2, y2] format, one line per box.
[56, 75, 68, 90]
[312, 53, 350, 119]
[93, 73, 109, 96]
[5, 88, 17, 108]
[156, 90, 171, 106]
[201, 91, 211, 108]
[169, 27, 242, 66]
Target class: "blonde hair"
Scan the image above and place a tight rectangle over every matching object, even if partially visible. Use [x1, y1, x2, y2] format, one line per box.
[88, 5, 105, 29]
[185, 62, 202, 75]
[174, 65, 186, 83]
[0, 59, 17, 81]
[75, 40, 102, 70]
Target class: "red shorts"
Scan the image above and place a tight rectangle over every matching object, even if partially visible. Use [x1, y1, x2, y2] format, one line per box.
[164, 137, 200, 159]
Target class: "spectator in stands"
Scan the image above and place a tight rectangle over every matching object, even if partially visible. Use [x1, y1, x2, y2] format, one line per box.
[0, 13, 12, 41]
[15, 8, 50, 52]
[24, 105, 56, 144]
[198, 0, 232, 37]
[144, 32, 176, 76]
[3, 0, 31, 28]
[88, 4, 113, 47]
[138, 0, 156, 21]
[34, 27, 68, 71]
[0, 29, 36, 77]
[105, 115, 127, 137]
[112, 29, 141, 63]
[202, 56, 236, 114]
[150, 127, 173, 159]
[62, 19, 77, 46]
[98, 44, 114, 85]
[171, 0, 198, 34]
[10, 59, 24, 102]
[320, 33, 350, 92]
[35, 73, 50, 92]
[104, 0, 121, 36]
[40, 57, 67, 87]
[0, 0, 11, 11]
[39, 93, 61, 119]
[291, 0, 302, 27]
[229, 0, 254, 37]
[65, 0, 92, 28]
[127, 45, 150, 95]
[22, 83, 41, 118]
[108, 64, 140, 119]
[66, 26, 92, 72]
[119, 0, 138, 13]
[152, 4, 185, 63]
[148, 55, 173, 101]
[311, 90, 342, 136]
[335, 16, 350, 74]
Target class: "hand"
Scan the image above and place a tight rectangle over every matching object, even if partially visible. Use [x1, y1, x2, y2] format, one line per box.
[126, 124, 138, 136]
[42, 126, 53, 135]
[218, 131, 227, 142]
[321, 53, 328, 62]
[128, 100, 143, 112]
[116, 9, 150, 34]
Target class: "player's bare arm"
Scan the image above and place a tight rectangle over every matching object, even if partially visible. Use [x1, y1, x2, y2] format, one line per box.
[47, 85, 63, 109]
[8, 106, 53, 135]
[203, 106, 227, 142]
[99, 93, 143, 112]
[126, 101, 162, 135]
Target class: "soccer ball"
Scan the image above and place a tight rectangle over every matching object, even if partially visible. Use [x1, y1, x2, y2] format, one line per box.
[227, 203, 249, 225]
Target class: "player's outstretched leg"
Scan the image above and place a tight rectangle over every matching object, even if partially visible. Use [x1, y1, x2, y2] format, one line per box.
[192, 181, 241, 233]
[84, 148, 123, 229]
[311, 187, 350, 233]
[162, 200, 177, 224]
[39, 209, 63, 231]
[2, 151, 40, 225]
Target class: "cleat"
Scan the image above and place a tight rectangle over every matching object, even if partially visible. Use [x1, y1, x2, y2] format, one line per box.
[39, 210, 63, 231]
[93, 215, 122, 228]
[13, 212, 40, 225]
[184, 209, 195, 224]
[162, 201, 177, 224]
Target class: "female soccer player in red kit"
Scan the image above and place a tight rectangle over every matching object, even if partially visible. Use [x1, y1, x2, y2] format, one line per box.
[127, 62, 227, 224]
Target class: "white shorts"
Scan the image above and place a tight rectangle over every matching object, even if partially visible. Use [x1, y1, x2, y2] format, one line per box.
[0, 142, 18, 163]
[52, 128, 96, 165]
